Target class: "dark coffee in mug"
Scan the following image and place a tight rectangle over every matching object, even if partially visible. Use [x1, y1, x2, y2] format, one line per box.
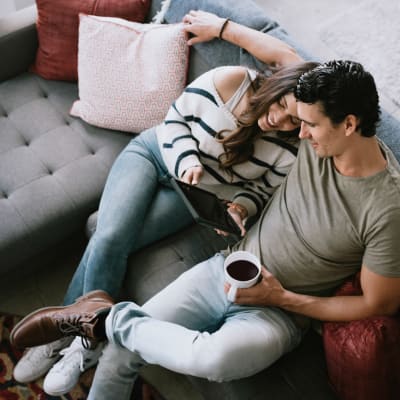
[226, 260, 259, 281]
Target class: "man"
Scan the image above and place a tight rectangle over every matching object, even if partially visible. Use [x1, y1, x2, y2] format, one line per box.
[11, 60, 400, 400]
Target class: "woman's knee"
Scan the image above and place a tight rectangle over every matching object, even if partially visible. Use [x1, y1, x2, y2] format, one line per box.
[90, 229, 125, 255]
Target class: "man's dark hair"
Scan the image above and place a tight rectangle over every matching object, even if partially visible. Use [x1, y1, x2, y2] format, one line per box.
[294, 60, 381, 137]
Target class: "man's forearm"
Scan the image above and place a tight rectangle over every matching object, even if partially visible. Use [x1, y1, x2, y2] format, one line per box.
[279, 290, 390, 322]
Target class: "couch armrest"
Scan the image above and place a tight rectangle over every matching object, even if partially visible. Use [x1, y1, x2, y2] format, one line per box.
[0, 5, 38, 82]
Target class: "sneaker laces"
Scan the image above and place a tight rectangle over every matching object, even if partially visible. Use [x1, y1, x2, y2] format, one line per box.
[52, 339, 102, 374]
[80, 336, 91, 350]
[53, 346, 86, 374]
[45, 344, 59, 358]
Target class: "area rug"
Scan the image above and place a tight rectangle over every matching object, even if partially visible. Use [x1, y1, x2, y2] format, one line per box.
[319, 0, 400, 106]
[0, 313, 163, 400]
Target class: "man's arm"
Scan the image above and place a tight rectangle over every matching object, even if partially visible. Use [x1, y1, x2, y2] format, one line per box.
[231, 265, 400, 321]
[182, 10, 303, 67]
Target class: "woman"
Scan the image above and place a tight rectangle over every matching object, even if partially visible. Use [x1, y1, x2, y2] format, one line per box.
[157, 63, 312, 233]
[13, 10, 316, 396]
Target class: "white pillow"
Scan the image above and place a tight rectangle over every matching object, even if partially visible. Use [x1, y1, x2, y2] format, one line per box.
[70, 14, 189, 133]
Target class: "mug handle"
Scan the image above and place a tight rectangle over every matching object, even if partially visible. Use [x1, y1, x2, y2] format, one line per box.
[227, 286, 237, 302]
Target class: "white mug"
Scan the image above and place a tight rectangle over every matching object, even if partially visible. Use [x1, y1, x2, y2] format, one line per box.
[224, 250, 261, 302]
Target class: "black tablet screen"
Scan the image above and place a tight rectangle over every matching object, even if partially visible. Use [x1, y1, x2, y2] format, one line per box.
[170, 178, 241, 236]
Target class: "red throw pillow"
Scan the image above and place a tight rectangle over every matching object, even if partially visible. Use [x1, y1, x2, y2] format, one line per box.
[323, 274, 400, 400]
[31, 0, 151, 81]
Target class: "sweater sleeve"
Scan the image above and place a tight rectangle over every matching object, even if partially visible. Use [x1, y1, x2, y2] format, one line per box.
[209, 181, 266, 219]
[232, 189, 265, 218]
[230, 149, 297, 218]
[157, 89, 203, 178]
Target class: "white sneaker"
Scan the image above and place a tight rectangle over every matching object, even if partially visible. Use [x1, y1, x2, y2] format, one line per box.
[13, 337, 73, 383]
[43, 337, 104, 396]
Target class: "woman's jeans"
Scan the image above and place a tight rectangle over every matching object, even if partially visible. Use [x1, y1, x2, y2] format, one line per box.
[88, 253, 303, 400]
[63, 128, 193, 305]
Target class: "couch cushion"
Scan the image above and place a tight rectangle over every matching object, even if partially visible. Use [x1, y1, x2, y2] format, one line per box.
[31, 0, 151, 81]
[0, 5, 38, 82]
[0, 73, 130, 274]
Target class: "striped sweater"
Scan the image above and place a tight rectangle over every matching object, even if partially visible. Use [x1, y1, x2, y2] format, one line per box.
[156, 67, 298, 218]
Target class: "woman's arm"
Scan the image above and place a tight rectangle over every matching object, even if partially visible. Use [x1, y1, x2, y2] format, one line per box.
[182, 10, 303, 67]
[157, 95, 201, 179]
[160, 66, 251, 183]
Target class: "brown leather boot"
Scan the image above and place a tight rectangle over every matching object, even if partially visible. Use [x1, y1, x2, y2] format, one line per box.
[11, 290, 114, 349]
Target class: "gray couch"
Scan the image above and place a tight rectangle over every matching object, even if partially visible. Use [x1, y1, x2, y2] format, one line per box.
[1, 0, 400, 399]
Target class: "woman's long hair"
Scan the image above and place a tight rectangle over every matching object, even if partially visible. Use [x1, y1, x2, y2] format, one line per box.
[217, 61, 319, 170]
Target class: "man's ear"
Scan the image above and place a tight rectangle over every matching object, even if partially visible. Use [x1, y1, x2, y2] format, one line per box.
[344, 114, 359, 136]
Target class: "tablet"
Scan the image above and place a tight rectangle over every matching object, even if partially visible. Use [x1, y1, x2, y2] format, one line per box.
[170, 178, 241, 237]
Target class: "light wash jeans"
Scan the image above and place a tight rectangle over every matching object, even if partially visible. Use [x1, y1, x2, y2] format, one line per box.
[63, 128, 193, 305]
[88, 253, 303, 400]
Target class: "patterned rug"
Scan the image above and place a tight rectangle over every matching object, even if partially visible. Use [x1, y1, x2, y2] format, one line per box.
[0, 313, 162, 400]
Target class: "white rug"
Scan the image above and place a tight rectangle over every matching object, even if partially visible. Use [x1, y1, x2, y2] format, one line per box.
[319, 0, 400, 106]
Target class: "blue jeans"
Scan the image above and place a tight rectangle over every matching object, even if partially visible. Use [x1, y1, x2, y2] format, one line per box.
[63, 128, 193, 305]
[88, 253, 303, 399]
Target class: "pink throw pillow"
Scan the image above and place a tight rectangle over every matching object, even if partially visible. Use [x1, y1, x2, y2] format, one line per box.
[70, 15, 189, 133]
[31, 0, 150, 81]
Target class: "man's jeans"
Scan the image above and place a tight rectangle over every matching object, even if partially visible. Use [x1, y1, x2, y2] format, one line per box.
[63, 128, 193, 305]
[88, 253, 303, 400]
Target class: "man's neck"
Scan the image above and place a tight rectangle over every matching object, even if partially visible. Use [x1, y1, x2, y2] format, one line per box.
[333, 136, 387, 177]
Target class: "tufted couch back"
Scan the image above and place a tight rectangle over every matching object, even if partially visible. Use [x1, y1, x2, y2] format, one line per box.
[0, 72, 130, 273]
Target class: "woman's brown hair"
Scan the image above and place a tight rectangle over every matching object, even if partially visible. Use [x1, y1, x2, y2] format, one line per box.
[217, 61, 319, 170]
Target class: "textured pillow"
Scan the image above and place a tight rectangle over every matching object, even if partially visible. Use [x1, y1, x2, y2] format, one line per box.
[70, 15, 189, 133]
[323, 274, 400, 400]
[31, 0, 151, 81]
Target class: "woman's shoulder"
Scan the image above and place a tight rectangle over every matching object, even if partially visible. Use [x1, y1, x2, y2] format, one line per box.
[214, 65, 248, 79]
[213, 66, 252, 104]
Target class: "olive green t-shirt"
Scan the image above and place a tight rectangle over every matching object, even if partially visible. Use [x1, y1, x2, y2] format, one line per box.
[235, 139, 400, 294]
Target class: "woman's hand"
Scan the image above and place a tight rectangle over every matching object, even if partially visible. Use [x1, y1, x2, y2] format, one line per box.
[182, 10, 226, 46]
[215, 202, 247, 237]
[224, 267, 286, 305]
[181, 165, 204, 185]
[227, 203, 247, 237]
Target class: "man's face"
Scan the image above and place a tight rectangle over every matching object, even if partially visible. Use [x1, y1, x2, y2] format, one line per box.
[297, 101, 346, 158]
